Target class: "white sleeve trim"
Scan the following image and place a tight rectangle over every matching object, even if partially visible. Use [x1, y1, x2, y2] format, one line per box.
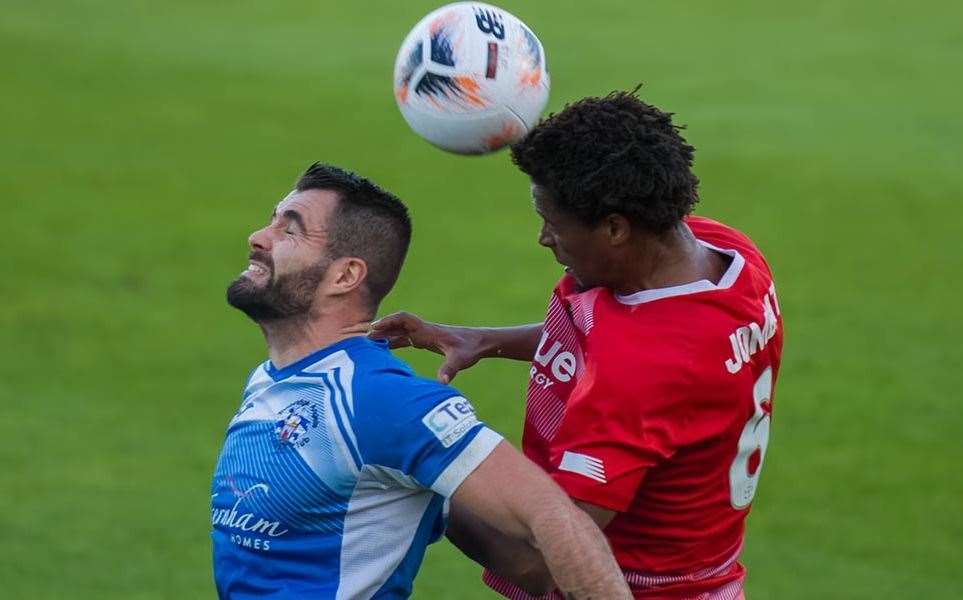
[430, 427, 503, 497]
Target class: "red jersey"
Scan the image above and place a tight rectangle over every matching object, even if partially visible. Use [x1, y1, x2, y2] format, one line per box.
[485, 217, 783, 600]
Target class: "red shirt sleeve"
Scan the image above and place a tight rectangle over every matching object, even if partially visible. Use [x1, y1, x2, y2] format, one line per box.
[547, 355, 684, 512]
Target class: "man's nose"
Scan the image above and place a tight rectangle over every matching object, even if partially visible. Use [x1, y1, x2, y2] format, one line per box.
[248, 226, 272, 251]
[537, 226, 553, 248]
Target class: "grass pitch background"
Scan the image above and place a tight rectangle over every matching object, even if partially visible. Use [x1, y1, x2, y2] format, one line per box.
[2, 0, 961, 597]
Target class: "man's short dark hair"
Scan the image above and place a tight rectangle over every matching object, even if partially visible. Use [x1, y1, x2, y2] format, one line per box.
[510, 88, 699, 233]
[296, 163, 412, 312]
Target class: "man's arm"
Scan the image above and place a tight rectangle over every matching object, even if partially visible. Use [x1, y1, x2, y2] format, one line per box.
[448, 494, 617, 596]
[447, 441, 630, 599]
[368, 312, 543, 383]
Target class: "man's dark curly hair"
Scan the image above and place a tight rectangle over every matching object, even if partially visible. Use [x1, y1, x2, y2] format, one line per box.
[510, 88, 699, 233]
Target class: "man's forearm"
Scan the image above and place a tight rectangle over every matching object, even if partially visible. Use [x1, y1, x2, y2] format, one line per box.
[448, 487, 628, 599]
[472, 323, 544, 362]
[531, 504, 630, 599]
[446, 502, 553, 594]
[446, 443, 630, 599]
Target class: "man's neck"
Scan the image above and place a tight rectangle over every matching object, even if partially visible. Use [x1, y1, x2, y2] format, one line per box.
[613, 223, 726, 295]
[259, 311, 371, 369]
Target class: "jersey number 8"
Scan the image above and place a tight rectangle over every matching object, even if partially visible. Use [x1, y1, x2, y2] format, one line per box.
[729, 366, 773, 509]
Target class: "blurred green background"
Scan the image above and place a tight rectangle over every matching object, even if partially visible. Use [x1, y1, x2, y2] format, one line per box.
[2, 0, 961, 597]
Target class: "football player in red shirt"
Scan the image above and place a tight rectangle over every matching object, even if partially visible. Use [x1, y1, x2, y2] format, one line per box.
[371, 90, 783, 600]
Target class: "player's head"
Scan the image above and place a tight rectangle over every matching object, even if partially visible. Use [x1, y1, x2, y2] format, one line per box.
[227, 163, 411, 323]
[510, 88, 699, 289]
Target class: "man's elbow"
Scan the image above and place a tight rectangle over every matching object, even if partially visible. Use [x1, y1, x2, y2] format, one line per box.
[511, 562, 555, 596]
[516, 576, 555, 597]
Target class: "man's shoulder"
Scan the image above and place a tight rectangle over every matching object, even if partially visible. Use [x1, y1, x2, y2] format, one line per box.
[339, 339, 466, 417]
[242, 362, 273, 396]
[686, 215, 773, 275]
[580, 303, 716, 407]
[257, 338, 452, 407]
[685, 215, 754, 247]
[339, 341, 496, 490]
[586, 300, 695, 369]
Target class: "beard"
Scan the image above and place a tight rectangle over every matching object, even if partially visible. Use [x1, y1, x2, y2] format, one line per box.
[226, 252, 330, 323]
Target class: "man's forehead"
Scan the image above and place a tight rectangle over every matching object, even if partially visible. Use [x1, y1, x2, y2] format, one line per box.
[530, 183, 556, 214]
[274, 189, 339, 224]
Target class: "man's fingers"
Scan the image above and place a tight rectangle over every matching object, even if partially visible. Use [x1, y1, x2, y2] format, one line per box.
[368, 326, 399, 340]
[368, 313, 415, 341]
[343, 321, 371, 336]
[383, 335, 413, 349]
[370, 311, 418, 333]
[437, 356, 465, 385]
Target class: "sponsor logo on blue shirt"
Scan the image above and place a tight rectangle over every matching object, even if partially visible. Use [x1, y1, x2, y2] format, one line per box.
[422, 396, 479, 448]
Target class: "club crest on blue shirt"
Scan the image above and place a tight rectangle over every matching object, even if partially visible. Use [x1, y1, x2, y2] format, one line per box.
[275, 399, 320, 447]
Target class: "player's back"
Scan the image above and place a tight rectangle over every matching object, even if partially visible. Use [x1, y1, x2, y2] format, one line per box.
[211, 337, 501, 599]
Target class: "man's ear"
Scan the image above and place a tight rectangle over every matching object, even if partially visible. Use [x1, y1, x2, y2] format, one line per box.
[326, 256, 368, 296]
[605, 214, 632, 246]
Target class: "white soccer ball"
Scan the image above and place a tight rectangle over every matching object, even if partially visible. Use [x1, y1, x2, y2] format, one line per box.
[393, 2, 550, 155]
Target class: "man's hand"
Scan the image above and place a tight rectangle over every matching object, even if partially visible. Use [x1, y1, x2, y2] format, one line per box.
[369, 313, 545, 384]
[368, 312, 486, 384]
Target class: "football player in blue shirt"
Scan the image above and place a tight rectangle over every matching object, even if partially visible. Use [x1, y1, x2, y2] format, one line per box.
[213, 163, 630, 600]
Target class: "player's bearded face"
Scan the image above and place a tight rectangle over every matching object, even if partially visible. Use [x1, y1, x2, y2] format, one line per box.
[226, 248, 330, 322]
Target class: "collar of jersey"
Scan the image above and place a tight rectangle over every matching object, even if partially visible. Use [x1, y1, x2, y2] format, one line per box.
[614, 240, 746, 306]
[264, 336, 387, 381]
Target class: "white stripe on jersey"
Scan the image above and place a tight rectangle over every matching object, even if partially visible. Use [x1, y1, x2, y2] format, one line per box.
[337, 466, 434, 600]
[303, 350, 357, 414]
[558, 451, 606, 483]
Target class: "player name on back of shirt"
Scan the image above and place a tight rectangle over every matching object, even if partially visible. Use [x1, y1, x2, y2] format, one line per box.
[725, 283, 780, 374]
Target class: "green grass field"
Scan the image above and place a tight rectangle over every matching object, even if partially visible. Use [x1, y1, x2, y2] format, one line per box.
[3, 0, 962, 597]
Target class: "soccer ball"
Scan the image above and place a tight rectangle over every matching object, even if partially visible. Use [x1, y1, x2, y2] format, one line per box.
[393, 2, 550, 155]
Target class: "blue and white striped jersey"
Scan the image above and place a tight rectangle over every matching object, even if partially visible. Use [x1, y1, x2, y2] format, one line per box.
[211, 336, 502, 599]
